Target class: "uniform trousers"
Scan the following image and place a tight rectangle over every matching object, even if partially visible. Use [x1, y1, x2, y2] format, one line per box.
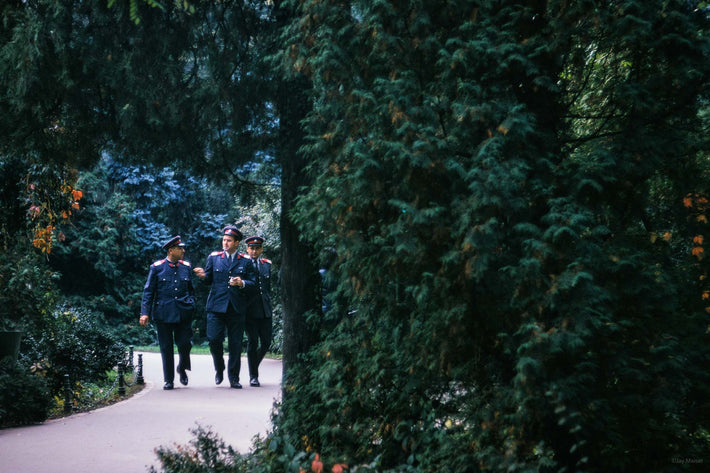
[156, 321, 192, 383]
[246, 316, 272, 380]
[206, 302, 245, 384]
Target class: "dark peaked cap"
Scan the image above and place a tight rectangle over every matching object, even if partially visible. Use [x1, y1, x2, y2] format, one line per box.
[223, 225, 243, 240]
[162, 235, 186, 250]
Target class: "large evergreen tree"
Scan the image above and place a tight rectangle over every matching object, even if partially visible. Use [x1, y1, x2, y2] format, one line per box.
[279, 0, 710, 471]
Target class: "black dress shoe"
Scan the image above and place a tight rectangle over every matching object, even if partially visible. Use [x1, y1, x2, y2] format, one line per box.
[230, 381, 242, 389]
[250, 378, 260, 387]
[215, 371, 224, 385]
[178, 369, 188, 386]
[163, 382, 174, 390]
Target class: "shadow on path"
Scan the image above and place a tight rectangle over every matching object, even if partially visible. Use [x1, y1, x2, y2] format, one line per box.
[0, 352, 282, 473]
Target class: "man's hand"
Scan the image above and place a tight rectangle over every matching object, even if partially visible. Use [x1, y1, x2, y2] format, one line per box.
[229, 276, 244, 287]
[193, 267, 206, 278]
[139, 315, 149, 327]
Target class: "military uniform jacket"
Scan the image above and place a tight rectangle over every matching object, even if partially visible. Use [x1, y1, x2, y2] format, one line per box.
[141, 259, 195, 324]
[201, 251, 256, 314]
[247, 257, 273, 319]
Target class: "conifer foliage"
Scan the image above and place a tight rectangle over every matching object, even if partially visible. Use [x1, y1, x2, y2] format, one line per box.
[281, 1, 710, 471]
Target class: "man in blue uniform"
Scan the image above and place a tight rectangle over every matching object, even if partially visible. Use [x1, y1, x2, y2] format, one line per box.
[244, 236, 273, 387]
[193, 225, 256, 388]
[140, 235, 195, 390]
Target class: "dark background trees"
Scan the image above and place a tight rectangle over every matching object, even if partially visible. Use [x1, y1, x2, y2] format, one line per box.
[1, 0, 709, 472]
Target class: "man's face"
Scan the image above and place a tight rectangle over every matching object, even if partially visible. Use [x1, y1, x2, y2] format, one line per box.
[222, 235, 239, 253]
[169, 246, 185, 260]
[246, 245, 263, 259]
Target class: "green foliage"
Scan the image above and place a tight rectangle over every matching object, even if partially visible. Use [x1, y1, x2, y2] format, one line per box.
[107, 0, 169, 25]
[235, 185, 282, 253]
[0, 246, 60, 332]
[1, 0, 275, 170]
[250, 429, 328, 473]
[20, 304, 126, 395]
[277, 0, 710, 472]
[150, 424, 247, 473]
[0, 357, 52, 428]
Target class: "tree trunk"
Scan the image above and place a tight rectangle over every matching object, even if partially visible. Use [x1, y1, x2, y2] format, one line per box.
[278, 84, 318, 380]
[273, 0, 317, 383]
[278, 114, 317, 379]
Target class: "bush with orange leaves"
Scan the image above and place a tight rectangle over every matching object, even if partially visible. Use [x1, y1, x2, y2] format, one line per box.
[306, 453, 347, 473]
[684, 192, 710, 314]
[24, 170, 83, 255]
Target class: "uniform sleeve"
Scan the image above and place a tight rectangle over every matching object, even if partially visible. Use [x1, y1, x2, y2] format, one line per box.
[188, 268, 196, 297]
[264, 263, 272, 293]
[202, 255, 214, 284]
[141, 265, 158, 315]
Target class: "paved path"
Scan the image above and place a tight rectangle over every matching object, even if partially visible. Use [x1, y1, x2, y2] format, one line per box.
[0, 352, 282, 473]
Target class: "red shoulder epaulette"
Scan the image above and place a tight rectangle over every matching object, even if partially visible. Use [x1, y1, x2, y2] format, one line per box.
[210, 250, 224, 257]
[238, 253, 247, 259]
[260, 258, 272, 264]
[152, 259, 166, 267]
[178, 260, 191, 267]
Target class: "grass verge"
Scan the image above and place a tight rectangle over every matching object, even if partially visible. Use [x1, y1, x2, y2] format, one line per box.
[48, 369, 146, 420]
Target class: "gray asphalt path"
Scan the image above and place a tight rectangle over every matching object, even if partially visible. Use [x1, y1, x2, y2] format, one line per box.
[0, 352, 282, 473]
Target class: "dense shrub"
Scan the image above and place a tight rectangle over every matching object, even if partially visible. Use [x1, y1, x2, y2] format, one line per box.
[150, 425, 247, 473]
[0, 358, 52, 428]
[21, 304, 126, 394]
[0, 247, 60, 333]
[152, 425, 411, 473]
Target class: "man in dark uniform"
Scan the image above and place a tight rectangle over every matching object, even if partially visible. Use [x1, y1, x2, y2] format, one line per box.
[244, 236, 273, 387]
[140, 235, 195, 390]
[193, 225, 256, 388]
